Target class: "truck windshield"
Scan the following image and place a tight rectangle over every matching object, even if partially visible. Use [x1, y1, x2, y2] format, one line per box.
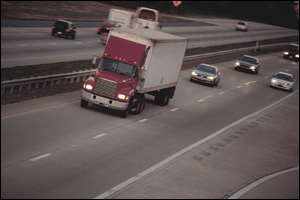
[99, 58, 137, 78]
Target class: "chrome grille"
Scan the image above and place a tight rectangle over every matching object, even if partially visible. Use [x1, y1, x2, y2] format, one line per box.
[95, 78, 117, 98]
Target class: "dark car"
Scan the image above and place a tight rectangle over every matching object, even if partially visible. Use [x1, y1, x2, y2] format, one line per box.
[51, 20, 76, 39]
[97, 20, 119, 34]
[190, 64, 221, 87]
[235, 55, 261, 74]
[283, 44, 299, 61]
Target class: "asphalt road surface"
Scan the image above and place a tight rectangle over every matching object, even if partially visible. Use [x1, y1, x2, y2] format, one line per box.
[1, 18, 298, 68]
[1, 52, 299, 199]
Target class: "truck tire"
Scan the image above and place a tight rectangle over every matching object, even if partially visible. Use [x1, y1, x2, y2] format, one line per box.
[120, 98, 132, 118]
[81, 99, 88, 108]
[155, 89, 170, 106]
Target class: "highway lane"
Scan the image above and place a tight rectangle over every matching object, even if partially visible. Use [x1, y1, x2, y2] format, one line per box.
[1, 18, 298, 68]
[1, 52, 299, 198]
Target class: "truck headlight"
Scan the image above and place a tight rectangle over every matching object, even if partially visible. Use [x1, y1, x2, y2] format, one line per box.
[235, 62, 240, 66]
[83, 84, 93, 90]
[117, 94, 129, 101]
[117, 94, 126, 100]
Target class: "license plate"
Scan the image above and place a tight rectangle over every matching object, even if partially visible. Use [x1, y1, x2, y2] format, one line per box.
[57, 32, 62, 35]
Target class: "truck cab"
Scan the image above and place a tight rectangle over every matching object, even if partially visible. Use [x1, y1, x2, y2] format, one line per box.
[133, 7, 159, 30]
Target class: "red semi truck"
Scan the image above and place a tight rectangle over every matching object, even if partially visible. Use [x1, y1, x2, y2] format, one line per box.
[81, 28, 188, 117]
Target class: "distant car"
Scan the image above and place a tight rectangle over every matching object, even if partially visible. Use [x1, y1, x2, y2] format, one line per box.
[97, 20, 119, 34]
[190, 64, 221, 87]
[270, 72, 295, 92]
[51, 20, 76, 39]
[236, 22, 249, 32]
[235, 55, 261, 74]
[283, 44, 299, 61]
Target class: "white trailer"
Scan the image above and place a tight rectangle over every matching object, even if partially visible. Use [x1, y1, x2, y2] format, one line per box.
[108, 9, 135, 28]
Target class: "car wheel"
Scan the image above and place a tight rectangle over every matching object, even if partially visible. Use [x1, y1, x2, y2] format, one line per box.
[215, 79, 219, 86]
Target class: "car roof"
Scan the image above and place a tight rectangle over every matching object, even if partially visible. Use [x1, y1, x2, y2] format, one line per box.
[199, 63, 218, 70]
[241, 55, 258, 60]
[276, 72, 293, 77]
[289, 44, 299, 47]
[56, 20, 73, 24]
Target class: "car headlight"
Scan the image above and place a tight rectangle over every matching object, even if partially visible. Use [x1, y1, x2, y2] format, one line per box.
[235, 62, 240, 66]
[284, 52, 289, 55]
[192, 71, 198, 76]
[271, 79, 277, 84]
[207, 76, 214, 80]
[250, 66, 256, 70]
[83, 83, 93, 90]
[296, 54, 299, 58]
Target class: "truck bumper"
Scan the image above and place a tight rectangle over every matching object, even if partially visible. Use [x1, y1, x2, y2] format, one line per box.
[81, 90, 128, 111]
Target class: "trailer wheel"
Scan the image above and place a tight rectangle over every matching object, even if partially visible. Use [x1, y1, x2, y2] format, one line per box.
[155, 89, 170, 106]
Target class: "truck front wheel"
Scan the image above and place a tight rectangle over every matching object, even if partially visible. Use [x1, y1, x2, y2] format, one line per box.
[120, 98, 132, 118]
[81, 99, 88, 108]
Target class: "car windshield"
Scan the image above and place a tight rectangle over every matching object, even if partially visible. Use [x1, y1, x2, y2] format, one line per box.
[286, 45, 299, 52]
[197, 65, 216, 74]
[238, 22, 246, 26]
[138, 10, 156, 21]
[98, 58, 137, 78]
[275, 73, 293, 82]
[240, 56, 257, 64]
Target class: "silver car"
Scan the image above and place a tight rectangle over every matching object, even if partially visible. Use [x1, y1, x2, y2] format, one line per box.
[270, 72, 295, 92]
[190, 64, 221, 87]
[236, 22, 249, 31]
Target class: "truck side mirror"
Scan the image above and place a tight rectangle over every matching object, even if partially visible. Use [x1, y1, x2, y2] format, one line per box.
[92, 55, 99, 65]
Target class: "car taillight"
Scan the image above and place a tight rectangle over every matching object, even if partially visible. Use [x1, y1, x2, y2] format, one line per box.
[244, 26, 247, 28]
[52, 26, 55, 29]
[97, 29, 100, 32]
[66, 29, 70, 32]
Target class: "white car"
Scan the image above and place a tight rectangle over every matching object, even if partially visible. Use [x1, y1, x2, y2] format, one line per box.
[270, 72, 295, 92]
[236, 22, 249, 32]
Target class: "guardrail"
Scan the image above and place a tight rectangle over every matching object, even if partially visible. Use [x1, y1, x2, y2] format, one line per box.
[1, 42, 297, 95]
[1, 69, 95, 95]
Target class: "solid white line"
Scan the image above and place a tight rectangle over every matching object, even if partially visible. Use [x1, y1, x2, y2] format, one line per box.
[170, 108, 179, 112]
[93, 133, 107, 139]
[48, 43, 57, 45]
[236, 86, 242, 88]
[30, 153, 52, 162]
[138, 119, 148, 123]
[197, 99, 205, 103]
[228, 166, 299, 199]
[94, 90, 299, 199]
[18, 44, 28, 47]
[219, 92, 225, 95]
